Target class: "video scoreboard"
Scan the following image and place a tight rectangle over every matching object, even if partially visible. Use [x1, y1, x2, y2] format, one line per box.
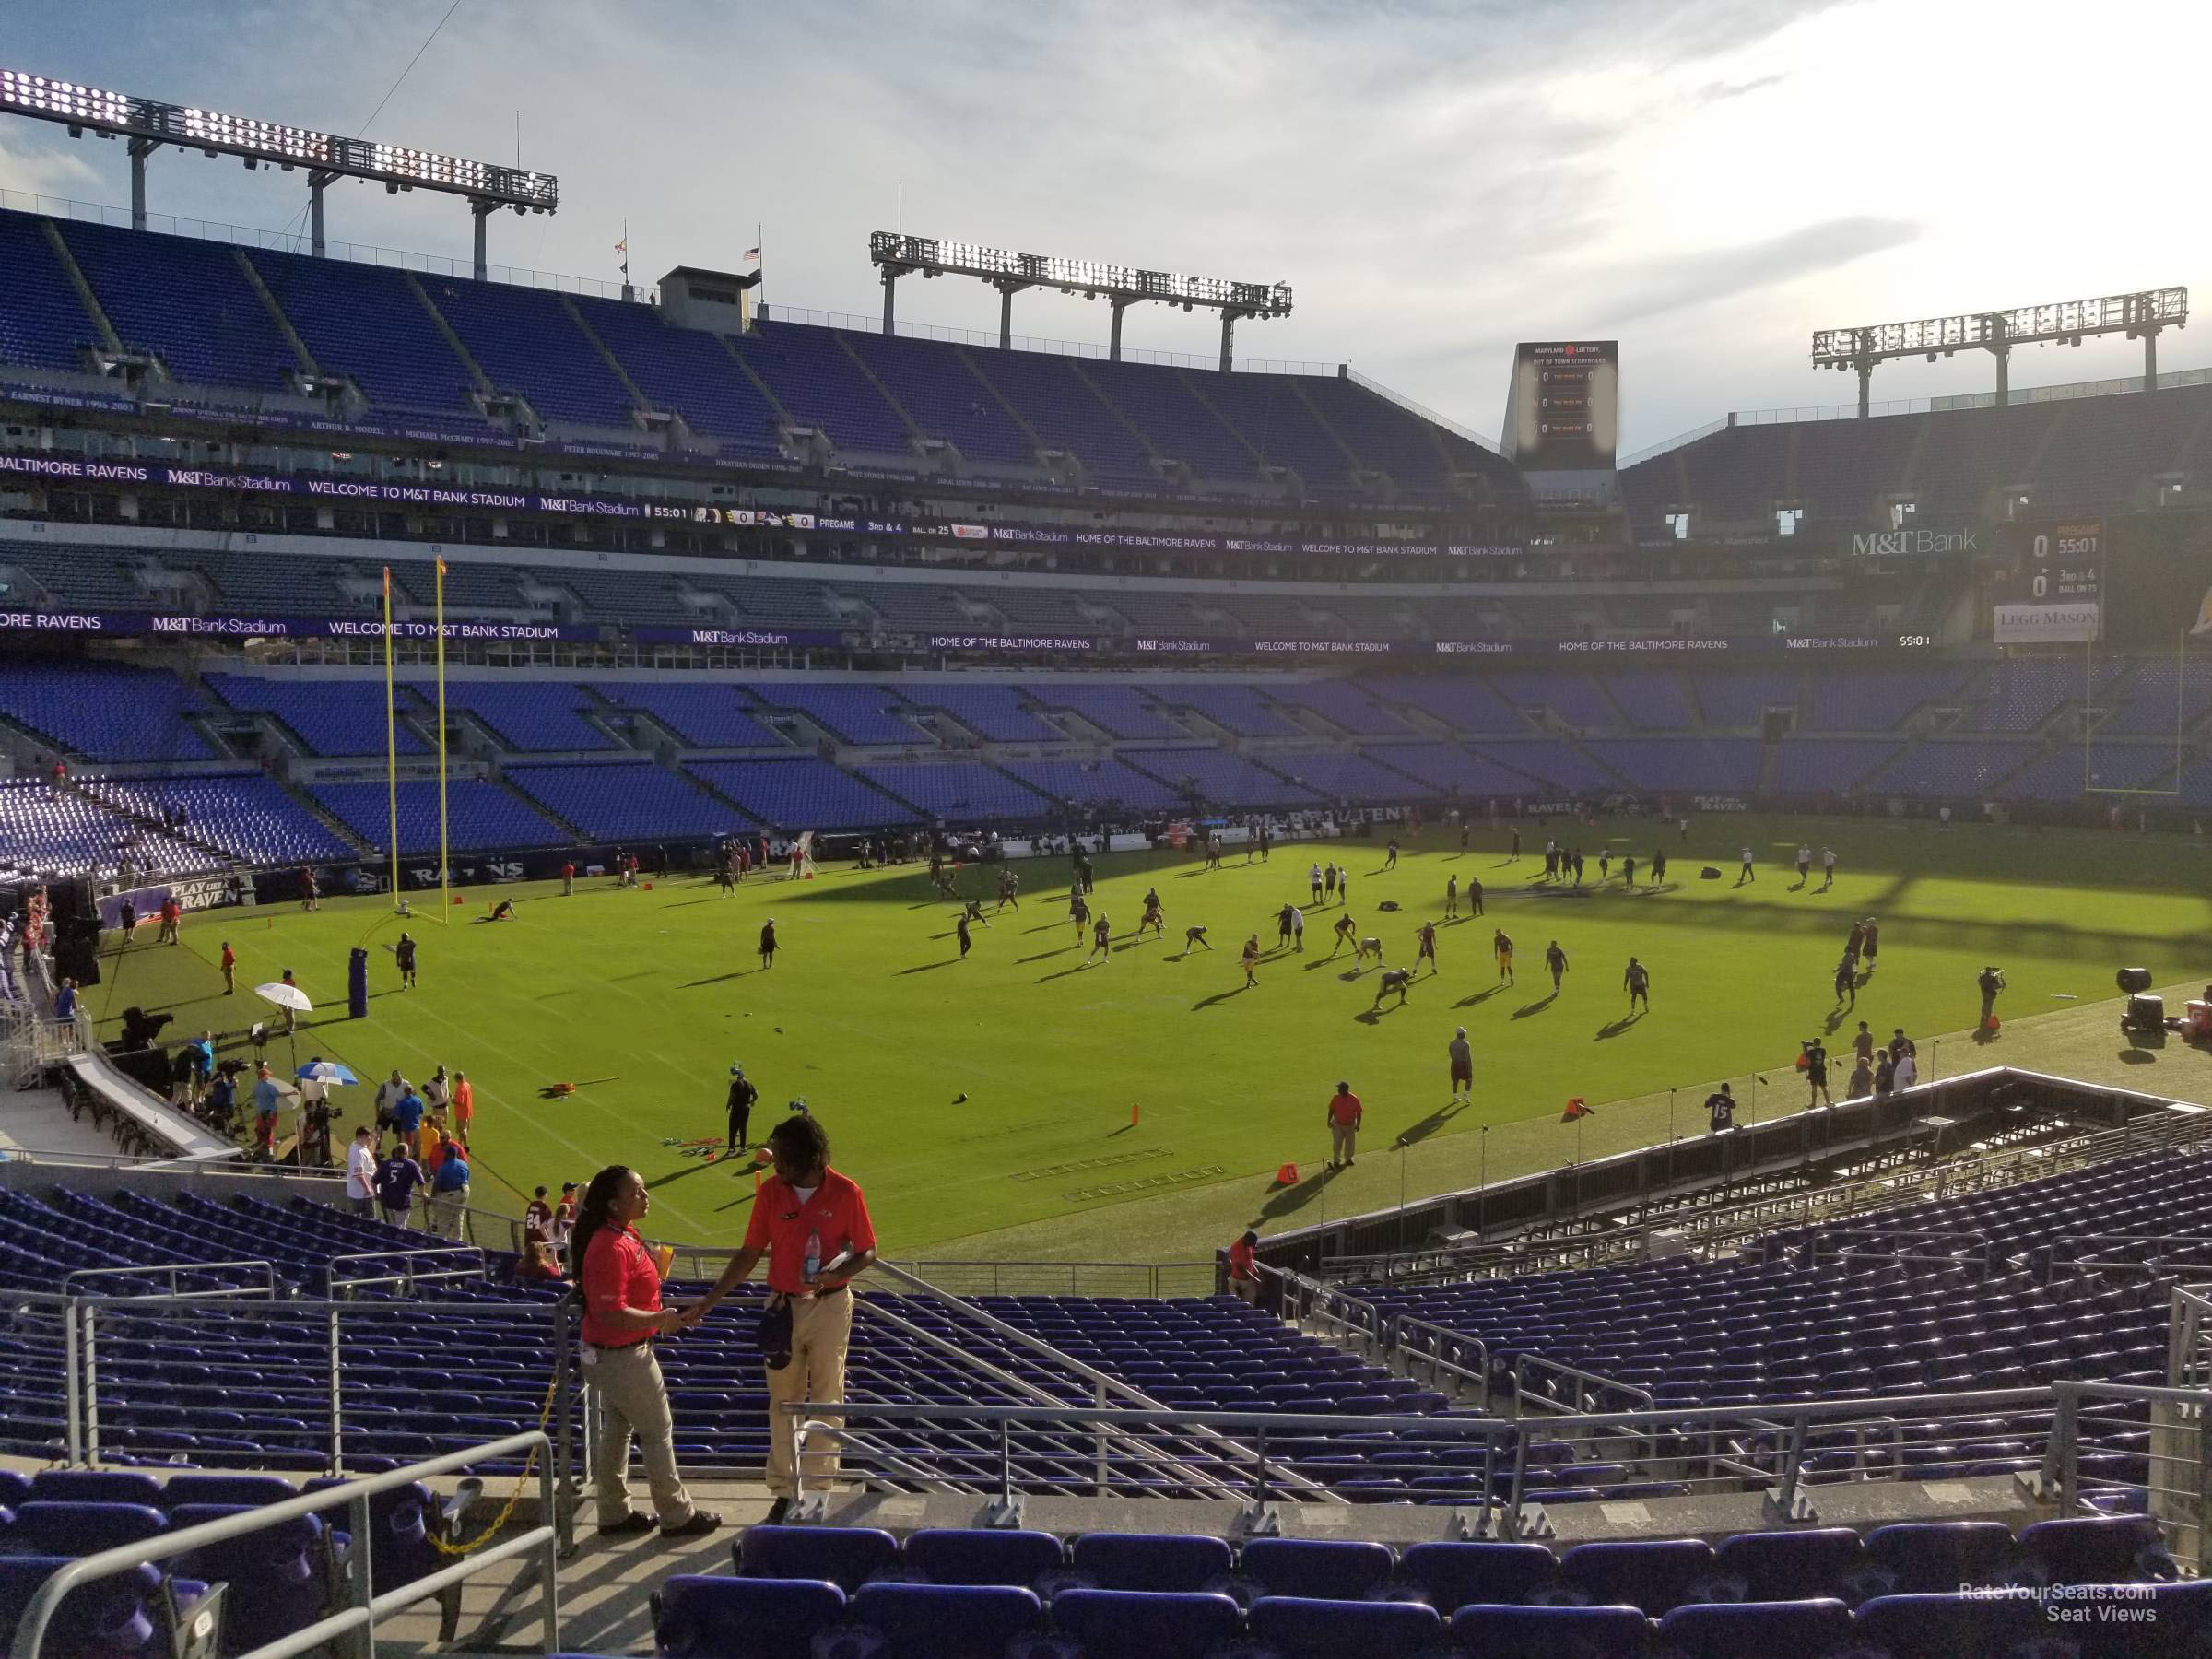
[1994, 519, 2102, 643]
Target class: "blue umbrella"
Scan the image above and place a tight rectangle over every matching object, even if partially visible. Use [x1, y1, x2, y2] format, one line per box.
[296, 1059, 359, 1086]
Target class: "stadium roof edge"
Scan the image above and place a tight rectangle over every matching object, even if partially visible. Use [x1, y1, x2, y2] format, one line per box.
[1620, 363, 2212, 470]
[0, 187, 1504, 452]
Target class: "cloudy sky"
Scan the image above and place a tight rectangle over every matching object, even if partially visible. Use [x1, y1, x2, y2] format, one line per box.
[6, 1, 2204, 451]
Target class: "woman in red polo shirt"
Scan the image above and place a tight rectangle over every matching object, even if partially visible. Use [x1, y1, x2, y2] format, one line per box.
[571, 1166, 721, 1538]
[681, 1114, 877, 1522]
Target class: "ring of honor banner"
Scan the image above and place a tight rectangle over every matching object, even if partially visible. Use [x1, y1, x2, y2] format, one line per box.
[1994, 520, 2102, 644]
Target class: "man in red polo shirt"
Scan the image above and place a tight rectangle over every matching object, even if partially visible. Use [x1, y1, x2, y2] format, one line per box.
[1326, 1080, 1362, 1170]
[1226, 1229, 1261, 1304]
[682, 1114, 877, 1522]
[574, 1166, 721, 1538]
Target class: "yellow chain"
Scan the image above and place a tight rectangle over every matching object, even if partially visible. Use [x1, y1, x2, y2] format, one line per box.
[423, 1371, 560, 1559]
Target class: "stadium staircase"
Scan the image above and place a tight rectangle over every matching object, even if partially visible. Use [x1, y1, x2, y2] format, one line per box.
[402, 271, 500, 406]
[953, 343, 1052, 461]
[559, 293, 655, 418]
[35, 218, 123, 359]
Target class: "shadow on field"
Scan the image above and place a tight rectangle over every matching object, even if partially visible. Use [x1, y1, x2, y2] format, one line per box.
[1251, 1164, 1340, 1224]
[1192, 985, 1253, 1010]
[1018, 948, 1071, 964]
[1021, 922, 1062, 935]
[1511, 993, 1559, 1019]
[1454, 983, 1509, 1008]
[680, 970, 755, 989]
[1037, 963, 1095, 984]
[1394, 1102, 1467, 1149]
[646, 1159, 721, 1188]
[1595, 1012, 1645, 1040]
[898, 960, 958, 974]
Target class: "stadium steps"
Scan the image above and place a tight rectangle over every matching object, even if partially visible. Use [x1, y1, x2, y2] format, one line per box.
[2169, 391, 2212, 473]
[832, 334, 929, 450]
[2017, 401, 2071, 498]
[715, 332, 794, 426]
[1171, 370, 1267, 469]
[1592, 673, 1641, 731]
[276, 779, 376, 859]
[1065, 360, 1166, 468]
[488, 769, 589, 841]
[403, 273, 499, 398]
[231, 249, 322, 380]
[38, 218, 124, 357]
[559, 294, 650, 418]
[1290, 379, 1379, 477]
[953, 343, 1049, 458]
[1892, 409, 1936, 500]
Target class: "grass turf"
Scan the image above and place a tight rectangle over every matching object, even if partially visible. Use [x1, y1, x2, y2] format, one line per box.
[90, 814, 2210, 1259]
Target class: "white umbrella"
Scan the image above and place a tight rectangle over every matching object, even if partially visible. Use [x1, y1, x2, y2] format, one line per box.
[254, 982, 312, 1013]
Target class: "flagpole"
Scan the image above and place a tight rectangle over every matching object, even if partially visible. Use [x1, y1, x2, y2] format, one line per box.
[436, 557, 451, 924]
[382, 568, 400, 911]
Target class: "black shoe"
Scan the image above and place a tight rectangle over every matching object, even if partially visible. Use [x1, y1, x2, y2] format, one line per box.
[663, 1511, 724, 1538]
[597, 1512, 656, 1537]
[761, 1498, 792, 1525]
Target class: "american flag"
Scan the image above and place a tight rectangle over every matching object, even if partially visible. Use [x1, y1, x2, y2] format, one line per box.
[743, 246, 760, 263]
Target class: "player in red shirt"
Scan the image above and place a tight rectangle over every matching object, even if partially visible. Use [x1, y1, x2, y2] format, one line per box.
[682, 1114, 877, 1521]
[219, 941, 237, 995]
[572, 1167, 720, 1538]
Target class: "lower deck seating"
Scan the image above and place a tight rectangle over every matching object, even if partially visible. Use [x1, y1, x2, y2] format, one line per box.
[652, 1517, 2203, 1658]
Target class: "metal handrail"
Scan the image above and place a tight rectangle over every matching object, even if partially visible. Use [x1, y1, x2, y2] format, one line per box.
[323, 1246, 487, 1295]
[7, 1429, 559, 1658]
[62, 1259, 278, 1300]
[840, 1284, 1241, 1502]
[1387, 1312, 1492, 1408]
[1513, 1354, 1656, 1421]
[867, 1261, 1333, 1504]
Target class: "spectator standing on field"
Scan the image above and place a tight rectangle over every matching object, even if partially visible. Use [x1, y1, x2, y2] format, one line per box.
[725, 1065, 759, 1154]
[1978, 964, 2006, 1027]
[219, 940, 236, 994]
[1326, 1081, 1362, 1170]
[680, 1114, 877, 1524]
[344, 1125, 378, 1218]
[450, 1071, 474, 1149]
[572, 1166, 721, 1538]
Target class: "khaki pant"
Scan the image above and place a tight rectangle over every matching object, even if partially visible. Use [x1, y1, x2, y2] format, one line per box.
[589, 1340, 696, 1525]
[1330, 1119, 1358, 1165]
[765, 1289, 854, 1499]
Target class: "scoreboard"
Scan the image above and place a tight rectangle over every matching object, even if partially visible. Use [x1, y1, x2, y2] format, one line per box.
[1503, 341, 1619, 472]
[1994, 519, 2102, 644]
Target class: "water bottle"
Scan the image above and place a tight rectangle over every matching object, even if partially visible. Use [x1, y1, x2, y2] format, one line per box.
[804, 1228, 821, 1286]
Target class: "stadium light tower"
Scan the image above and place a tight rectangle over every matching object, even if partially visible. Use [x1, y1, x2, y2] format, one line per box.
[868, 232, 1292, 371]
[0, 68, 559, 279]
[1812, 287, 2187, 416]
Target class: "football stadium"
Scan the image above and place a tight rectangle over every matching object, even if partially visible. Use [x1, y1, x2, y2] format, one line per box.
[0, 15, 2208, 1654]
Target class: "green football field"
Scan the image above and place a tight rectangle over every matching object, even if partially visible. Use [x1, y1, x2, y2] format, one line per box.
[90, 815, 2212, 1261]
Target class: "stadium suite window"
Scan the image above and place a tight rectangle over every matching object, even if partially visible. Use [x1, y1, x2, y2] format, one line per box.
[688, 283, 740, 305]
